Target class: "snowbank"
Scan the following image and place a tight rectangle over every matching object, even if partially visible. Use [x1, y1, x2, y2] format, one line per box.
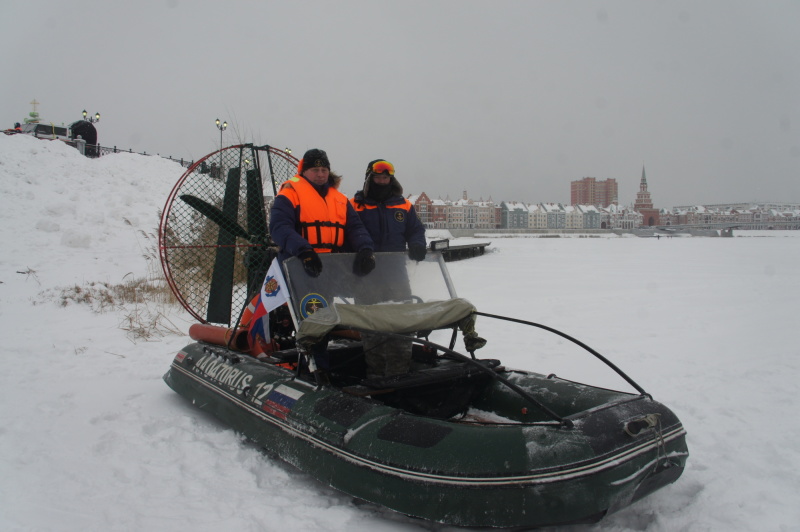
[2, 134, 800, 531]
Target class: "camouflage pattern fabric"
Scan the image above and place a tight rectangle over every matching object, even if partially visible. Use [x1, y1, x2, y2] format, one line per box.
[361, 331, 412, 378]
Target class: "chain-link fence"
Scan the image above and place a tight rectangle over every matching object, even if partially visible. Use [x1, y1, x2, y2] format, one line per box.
[158, 144, 299, 326]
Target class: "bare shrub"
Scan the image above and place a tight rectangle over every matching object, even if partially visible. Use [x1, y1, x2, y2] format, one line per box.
[46, 224, 186, 342]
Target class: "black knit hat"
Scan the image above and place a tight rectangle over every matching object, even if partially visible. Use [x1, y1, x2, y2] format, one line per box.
[300, 149, 330, 174]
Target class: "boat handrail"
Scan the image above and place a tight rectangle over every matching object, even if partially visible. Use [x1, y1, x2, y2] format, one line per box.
[473, 311, 649, 397]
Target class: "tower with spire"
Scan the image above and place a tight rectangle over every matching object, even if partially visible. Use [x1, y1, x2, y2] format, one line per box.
[633, 165, 660, 226]
[634, 166, 653, 211]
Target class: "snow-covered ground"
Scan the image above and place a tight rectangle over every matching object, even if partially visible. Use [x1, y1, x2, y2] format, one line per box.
[2, 134, 799, 531]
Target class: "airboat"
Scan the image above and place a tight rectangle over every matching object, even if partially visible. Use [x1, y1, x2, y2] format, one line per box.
[159, 145, 688, 528]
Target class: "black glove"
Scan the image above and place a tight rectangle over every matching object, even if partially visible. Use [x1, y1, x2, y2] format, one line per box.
[353, 249, 376, 276]
[408, 244, 427, 262]
[298, 249, 322, 277]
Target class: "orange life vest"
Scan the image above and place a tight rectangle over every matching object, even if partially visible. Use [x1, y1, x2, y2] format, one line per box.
[350, 198, 413, 213]
[278, 175, 348, 252]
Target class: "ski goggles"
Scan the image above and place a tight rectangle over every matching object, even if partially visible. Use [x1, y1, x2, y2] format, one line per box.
[369, 160, 395, 176]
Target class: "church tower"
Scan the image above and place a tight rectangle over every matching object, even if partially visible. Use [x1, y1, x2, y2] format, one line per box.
[633, 165, 660, 226]
[634, 166, 653, 211]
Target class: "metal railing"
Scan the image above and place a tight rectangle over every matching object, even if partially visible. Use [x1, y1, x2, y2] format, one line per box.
[4, 131, 195, 168]
[92, 144, 194, 168]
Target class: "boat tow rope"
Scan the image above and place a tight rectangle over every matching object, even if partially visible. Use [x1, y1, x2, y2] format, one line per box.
[623, 413, 668, 472]
[649, 414, 668, 471]
[623, 414, 670, 472]
[654, 416, 668, 470]
[473, 311, 649, 397]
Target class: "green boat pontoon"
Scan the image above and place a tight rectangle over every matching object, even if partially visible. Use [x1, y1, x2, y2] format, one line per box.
[164, 252, 688, 528]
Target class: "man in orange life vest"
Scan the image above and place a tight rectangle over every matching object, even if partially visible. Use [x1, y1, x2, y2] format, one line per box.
[269, 149, 375, 381]
[270, 148, 375, 275]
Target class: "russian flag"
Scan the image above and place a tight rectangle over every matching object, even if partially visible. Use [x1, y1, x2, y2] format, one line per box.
[263, 385, 304, 419]
[247, 294, 271, 354]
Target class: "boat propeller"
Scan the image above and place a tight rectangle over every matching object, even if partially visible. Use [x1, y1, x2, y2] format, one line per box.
[158, 144, 299, 326]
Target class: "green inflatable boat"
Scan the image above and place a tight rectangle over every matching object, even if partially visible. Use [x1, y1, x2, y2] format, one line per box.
[163, 252, 688, 528]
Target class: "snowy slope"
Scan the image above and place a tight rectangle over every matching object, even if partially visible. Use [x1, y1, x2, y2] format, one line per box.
[1, 133, 800, 531]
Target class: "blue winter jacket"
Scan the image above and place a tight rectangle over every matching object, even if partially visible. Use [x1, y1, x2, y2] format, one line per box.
[350, 182, 426, 252]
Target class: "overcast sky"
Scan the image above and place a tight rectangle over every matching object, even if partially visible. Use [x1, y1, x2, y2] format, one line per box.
[3, 0, 798, 208]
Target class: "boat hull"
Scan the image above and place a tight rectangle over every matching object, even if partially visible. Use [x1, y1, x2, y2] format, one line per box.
[164, 341, 688, 528]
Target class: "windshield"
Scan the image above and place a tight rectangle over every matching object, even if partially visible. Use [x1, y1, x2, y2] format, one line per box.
[281, 252, 456, 323]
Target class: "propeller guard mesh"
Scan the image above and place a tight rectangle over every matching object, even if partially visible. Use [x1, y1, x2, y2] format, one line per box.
[158, 144, 298, 325]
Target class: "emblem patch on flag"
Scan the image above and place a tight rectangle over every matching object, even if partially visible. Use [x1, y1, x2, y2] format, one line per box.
[263, 276, 280, 297]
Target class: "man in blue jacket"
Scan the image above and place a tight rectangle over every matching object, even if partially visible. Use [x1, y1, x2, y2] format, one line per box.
[351, 159, 427, 378]
[350, 159, 426, 259]
[270, 149, 375, 276]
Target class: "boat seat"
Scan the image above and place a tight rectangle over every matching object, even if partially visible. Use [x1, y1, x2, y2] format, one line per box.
[269, 348, 300, 364]
[343, 359, 501, 397]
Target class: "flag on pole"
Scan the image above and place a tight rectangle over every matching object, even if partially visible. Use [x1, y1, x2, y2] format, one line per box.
[261, 258, 289, 313]
[246, 258, 289, 355]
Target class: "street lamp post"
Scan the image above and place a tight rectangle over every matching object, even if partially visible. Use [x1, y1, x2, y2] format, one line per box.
[82, 110, 100, 123]
[215, 118, 227, 151]
[215, 119, 227, 178]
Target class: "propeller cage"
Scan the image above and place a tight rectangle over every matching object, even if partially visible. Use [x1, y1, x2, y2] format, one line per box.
[158, 144, 299, 326]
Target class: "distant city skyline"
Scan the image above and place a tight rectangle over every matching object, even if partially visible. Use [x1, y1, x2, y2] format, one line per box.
[406, 177, 793, 212]
[406, 190, 800, 231]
